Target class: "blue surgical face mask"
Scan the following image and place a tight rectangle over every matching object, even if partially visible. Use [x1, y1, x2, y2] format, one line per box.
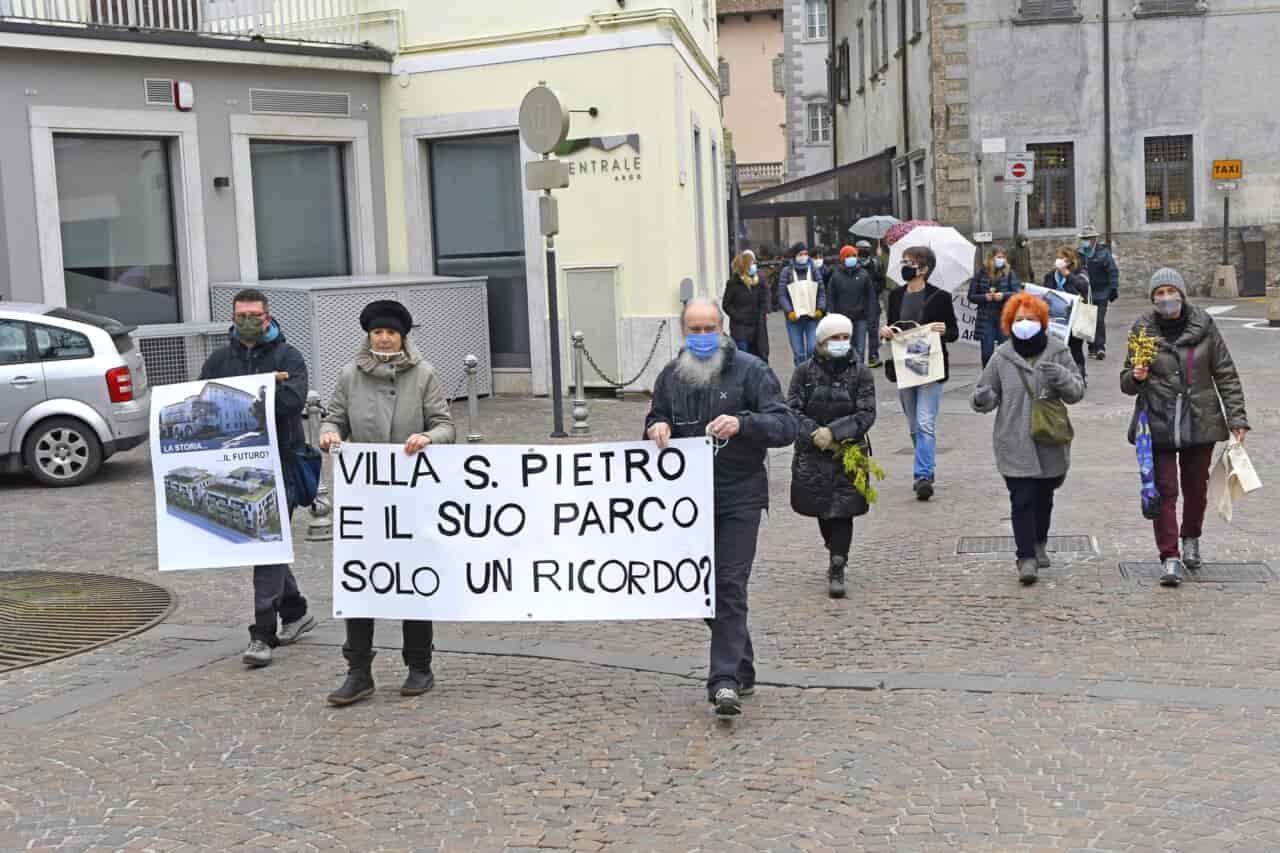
[826, 340, 852, 358]
[686, 332, 721, 360]
[748, 263, 758, 276]
[844, 257, 857, 268]
[994, 258, 1006, 270]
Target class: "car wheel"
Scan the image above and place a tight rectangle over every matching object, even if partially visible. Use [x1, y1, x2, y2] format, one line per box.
[22, 417, 103, 487]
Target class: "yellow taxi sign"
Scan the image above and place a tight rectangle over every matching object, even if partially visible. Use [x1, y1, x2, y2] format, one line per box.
[1212, 159, 1243, 180]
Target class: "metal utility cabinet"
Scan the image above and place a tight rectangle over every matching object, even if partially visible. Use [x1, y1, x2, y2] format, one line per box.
[210, 275, 492, 402]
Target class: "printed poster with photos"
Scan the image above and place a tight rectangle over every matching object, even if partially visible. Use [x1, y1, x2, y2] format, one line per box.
[1022, 283, 1082, 345]
[150, 373, 294, 571]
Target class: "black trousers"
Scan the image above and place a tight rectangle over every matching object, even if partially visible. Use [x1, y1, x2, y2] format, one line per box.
[704, 509, 761, 699]
[1004, 475, 1065, 560]
[250, 506, 306, 645]
[343, 619, 433, 669]
[818, 517, 853, 559]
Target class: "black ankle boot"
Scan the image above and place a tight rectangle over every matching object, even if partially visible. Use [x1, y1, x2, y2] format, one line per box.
[328, 649, 375, 706]
[828, 555, 847, 599]
[400, 667, 435, 696]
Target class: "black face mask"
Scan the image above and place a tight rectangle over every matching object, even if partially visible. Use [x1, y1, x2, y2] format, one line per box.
[901, 265, 919, 282]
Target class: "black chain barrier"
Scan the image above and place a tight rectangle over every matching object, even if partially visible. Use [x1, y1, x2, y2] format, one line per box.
[579, 320, 669, 389]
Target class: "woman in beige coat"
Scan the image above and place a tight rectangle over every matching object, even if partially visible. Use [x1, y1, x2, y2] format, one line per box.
[319, 300, 455, 706]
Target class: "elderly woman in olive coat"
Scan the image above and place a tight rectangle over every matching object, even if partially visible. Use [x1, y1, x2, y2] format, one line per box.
[788, 313, 877, 600]
[319, 299, 455, 707]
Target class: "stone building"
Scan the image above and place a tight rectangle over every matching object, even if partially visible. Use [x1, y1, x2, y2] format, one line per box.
[783, 0, 837, 180]
[831, 0, 1279, 294]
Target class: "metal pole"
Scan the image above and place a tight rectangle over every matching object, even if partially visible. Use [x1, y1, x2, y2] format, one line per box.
[570, 331, 590, 436]
[730, 149, 743, 256]
[1222, 194, 1230, 266]
[1102, 0, 1113, 244]
[545, 234, 567, 438]
[464, 354, 483, 443]
[975, 151, 985, 234]
[1012, 196, 1021, 246]
[304, 390, 332, 542]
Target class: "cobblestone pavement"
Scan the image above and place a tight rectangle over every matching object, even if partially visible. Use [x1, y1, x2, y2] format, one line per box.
[3, 297, 1280, 850]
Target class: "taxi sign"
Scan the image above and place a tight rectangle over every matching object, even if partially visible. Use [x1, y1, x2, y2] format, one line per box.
[1212, 159, 1243, 181]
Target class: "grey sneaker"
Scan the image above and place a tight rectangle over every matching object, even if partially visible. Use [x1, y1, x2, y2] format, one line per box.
[1034, 541, 1051, 569]
[242, 639, 272, 667]
[278, 613, 317, 645]
[1160, 558, 1184, 587]
[713, 687, 742, 718]
[1018, 558, 1039, 586]
[1181, 538, 1202, 570]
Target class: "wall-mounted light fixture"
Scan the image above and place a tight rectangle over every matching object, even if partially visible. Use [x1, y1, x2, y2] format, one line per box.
[213, 177, 231, 189]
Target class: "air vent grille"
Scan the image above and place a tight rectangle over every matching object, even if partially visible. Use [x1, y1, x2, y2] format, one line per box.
[250, 89, 350, 117]
[144, 78, 175, 106]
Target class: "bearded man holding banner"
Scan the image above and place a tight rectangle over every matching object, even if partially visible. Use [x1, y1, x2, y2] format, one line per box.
[645, 298, 797, 719]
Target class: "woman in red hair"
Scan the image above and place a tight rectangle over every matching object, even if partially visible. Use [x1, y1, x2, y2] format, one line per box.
[970, 292, 1085, 585]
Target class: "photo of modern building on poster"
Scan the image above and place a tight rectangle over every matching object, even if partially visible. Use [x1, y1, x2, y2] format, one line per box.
[163, 465, 282, 543]
[159, 382, 269, 453]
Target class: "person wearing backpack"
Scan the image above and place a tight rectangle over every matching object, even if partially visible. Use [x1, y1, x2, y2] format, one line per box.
[970, 292, 1085, 585]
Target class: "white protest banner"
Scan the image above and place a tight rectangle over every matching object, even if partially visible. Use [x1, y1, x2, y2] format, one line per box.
[150, 374, 293, 571]
[1023, 282, 1081, 345]
[332, 438, 716, 622]
[953, 292, 979, 347]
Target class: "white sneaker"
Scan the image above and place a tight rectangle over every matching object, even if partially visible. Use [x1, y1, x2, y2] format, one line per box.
[243, 639, 272, 667]
[278, 614, 317, 645]
[713, 687, 742, 718]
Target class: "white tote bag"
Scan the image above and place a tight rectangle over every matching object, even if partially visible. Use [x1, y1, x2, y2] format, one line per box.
[1071, 287, 1098, 343]
[1210, 439, 1263, 522]
[891, 324, 944, 389]
[786, 268, 819, 319]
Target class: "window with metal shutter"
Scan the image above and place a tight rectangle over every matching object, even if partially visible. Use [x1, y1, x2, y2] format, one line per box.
[1018, 0, 1076, 19]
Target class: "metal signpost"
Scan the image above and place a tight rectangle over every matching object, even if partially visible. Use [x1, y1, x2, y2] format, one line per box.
[519, 83, 572, 438]
[1213, 159, 1243, 266]
[1004, 153, 1035, 244]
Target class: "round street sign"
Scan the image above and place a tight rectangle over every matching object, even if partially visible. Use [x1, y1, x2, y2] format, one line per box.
[1010, 162, 1027, 179]
[518, 86, 570, 155]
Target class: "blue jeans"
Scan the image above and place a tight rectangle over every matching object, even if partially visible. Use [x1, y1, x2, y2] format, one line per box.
[785, 317, 818, 366]
[851, 319, 869, 364]
[978, 313, 1006, 367]
[898, 381, 943, 481]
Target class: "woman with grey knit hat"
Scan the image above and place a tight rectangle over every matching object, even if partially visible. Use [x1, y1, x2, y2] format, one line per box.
[787, 313, 878, 598]
[1121, 268, 1250, 587]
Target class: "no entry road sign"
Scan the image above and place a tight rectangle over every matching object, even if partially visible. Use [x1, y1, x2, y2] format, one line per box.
[1004, 153, 1035, 195]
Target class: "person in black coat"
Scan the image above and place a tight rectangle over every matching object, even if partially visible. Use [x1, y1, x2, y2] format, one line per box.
[879, 245, 960, 501]
[199, 288, 315, 668]
[967, 245, 1022, 368]
[722, 250, 770, 360]
[788, 313, 877, 599]
[1043, 246, 1090, 384]
[826, 245, 877, 364]
[644, 299, 797, 719]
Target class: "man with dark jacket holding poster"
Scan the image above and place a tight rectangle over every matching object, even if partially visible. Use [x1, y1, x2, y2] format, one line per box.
[200, 288, 316, 669]
[644, 298, 797, 720]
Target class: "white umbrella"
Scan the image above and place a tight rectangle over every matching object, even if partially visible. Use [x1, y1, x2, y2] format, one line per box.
[885, 226, 975, 293]
[849, 215, 900, 239]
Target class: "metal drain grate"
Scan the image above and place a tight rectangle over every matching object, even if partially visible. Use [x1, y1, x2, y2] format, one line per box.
[1118, 562, 1275, 583]
[0, 572, 174, 672]
[957, 535, 1097, 555]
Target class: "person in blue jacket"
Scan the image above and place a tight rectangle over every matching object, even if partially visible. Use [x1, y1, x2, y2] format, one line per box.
[777, 242, 827, 365]
[1077, 225, 1120, 360]
[967, 245, 1022, 367]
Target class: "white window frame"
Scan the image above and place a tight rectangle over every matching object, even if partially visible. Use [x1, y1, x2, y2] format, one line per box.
[806, 102, 831, 144]
[28, 106, 210, 321]
[398, 109, 548, 393]
[806, 0, 829, 39]
[229, 114, 376, 282]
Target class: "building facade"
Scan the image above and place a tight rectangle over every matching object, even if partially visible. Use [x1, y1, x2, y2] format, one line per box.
[717, 1, 787, 194]
[160, 381, 256, 438]
[380, 1, 726, 394]
[783, 0, 836, 179]
[833, 0, 1279, 293]
[0, 5, 392, 322]
[204, 467, 278, 537]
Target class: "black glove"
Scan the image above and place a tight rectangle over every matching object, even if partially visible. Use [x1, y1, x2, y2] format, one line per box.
[1108, 291, 1119, 303]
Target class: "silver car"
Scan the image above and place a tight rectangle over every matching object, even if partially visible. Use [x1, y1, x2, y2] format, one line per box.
[0, 303, 151, 486]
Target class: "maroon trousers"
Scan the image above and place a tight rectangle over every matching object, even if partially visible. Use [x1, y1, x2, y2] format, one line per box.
[1152, 444, 1216, 560]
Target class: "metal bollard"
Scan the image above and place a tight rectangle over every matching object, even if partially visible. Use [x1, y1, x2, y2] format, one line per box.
[304, 390, 333, 542]
[570, 331, 591, 436]
[464, 355, 484, 443]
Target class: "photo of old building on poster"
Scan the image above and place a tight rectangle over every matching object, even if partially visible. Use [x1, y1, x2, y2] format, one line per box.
[158, 381, 270, 453]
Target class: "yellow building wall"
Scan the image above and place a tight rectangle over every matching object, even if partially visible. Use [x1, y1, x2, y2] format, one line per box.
[719, 13, 786, 166]
[382, 46, 724, 318]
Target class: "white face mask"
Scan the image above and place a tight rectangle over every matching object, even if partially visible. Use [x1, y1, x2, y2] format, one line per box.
[1054, 258, 1069, 272]
[372, 350, 404, 362]
[826, 340, 852, 358]
[1011, 319, 1042, 340]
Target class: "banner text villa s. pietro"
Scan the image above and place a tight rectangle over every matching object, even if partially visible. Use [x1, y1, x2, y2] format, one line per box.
[331, 439, 715, 621]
